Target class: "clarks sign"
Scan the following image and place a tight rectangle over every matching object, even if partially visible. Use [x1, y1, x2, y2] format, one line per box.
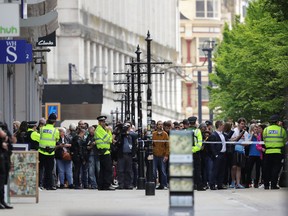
[36, 31, 56, 47]
[0, 4, 20, 37]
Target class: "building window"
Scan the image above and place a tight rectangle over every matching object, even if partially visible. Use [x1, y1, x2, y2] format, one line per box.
[196, 0, 205, 17]
[198, 37, 210, 58]
[202, 81, 209, 100]
[196, 0, 218, 18]
[198, 37, 217, 62]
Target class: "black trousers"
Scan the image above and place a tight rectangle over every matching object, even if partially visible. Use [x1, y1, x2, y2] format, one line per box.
[73, 159, 81, 187]
[246, 156, 262, 185]
[210, 153, 226, 187]
[98, 154, 113, 189]
[263, 153, 283, 188]
[193, 152, 203, 189]
[39, 153, 54, 188]
[117, 153, 133, 188]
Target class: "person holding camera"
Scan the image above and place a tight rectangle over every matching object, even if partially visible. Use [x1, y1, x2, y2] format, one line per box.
[115, 122, 137, 190]
[230, 117, 249, 189]
[86, 126, 99, 189]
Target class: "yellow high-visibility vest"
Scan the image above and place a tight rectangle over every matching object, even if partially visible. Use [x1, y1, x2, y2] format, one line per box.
[94, 125, 112, 155]
[38, 124, 59, 156]
[263, 125, 287, 154]
[188, 127, 203, 153]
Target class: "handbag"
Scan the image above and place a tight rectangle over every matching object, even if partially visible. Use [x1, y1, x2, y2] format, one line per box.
[62, 151, 71, 161]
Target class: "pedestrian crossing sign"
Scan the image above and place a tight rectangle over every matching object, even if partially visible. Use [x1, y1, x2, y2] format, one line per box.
[45, 103, 61, 121]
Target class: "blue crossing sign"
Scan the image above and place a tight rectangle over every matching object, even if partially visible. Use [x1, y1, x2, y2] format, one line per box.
[0, 40, 33, 64]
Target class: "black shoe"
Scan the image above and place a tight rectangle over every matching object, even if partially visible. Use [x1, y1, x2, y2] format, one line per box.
[197, 187, 206, 191]
[68, 184, 74, 189]
[271, 186, 280, 190]
[264, 186, 269, 190]
[59, 184, 64, 189]
[210, 185, 217, 190]
[0, 204, 5, 209]
[217, 185, 227, 190]
[1, 202, 13, 209]
[74, 186, 83, 190]
[156, 185, 164, 190]
[46, 187, 57, 190]
[106, 186, 116, 190]
[116, 185, 124, 190]
[125, 185, 134, 190]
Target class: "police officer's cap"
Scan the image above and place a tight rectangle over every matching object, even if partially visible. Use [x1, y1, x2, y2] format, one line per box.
[48, 113, 57, 121]
[188, 116, 197, 123]
[97, 115, 107, 121]
[27, 121, 37, 127]
[269, 114, 280, 122]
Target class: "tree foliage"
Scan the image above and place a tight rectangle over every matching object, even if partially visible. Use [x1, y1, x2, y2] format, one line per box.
[210, 0, 288, 122]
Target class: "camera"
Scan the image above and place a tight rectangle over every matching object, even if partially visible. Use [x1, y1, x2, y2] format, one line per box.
[122, 125, 130, 134]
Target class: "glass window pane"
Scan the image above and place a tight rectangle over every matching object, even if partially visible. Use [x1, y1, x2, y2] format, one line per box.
[196, 0, 205, 17]
[199, 37, 210, 57]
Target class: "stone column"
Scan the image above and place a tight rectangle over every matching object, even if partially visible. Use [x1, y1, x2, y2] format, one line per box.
[92, 42, 97, 83]
[85, 40, 91, 82]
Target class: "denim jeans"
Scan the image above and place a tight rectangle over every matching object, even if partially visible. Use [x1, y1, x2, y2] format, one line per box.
[56, 159, 73, 185]
[117, 153, 133, 188]
[153, 156, 167, 187]
[88, 154, 100, 188]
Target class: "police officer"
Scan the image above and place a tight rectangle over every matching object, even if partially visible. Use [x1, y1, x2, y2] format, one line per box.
[188, 116, 205, 191]
[263, 115, 287, 189]
[25, 121, 40, 150]
[38, 113, 59, 190]
[94, 116, 115, 190]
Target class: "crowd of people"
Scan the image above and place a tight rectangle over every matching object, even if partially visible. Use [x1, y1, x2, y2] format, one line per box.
[151, 115, 287, 191]
[1, 112, 287, 208]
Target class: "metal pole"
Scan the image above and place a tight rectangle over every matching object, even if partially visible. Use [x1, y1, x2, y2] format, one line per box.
[68, 63, 72, 85]
[198, 71, 202, 123]
[131, 58, 136, 126]
[124, 89, 128, 121]
[207, 49, 213, 122]
[145, 31, 155, 195]
[135, 45, 145, 189]
[115, 107, 119, 123]
[126, 72, 130, 121]
[121, 94, 124, 123]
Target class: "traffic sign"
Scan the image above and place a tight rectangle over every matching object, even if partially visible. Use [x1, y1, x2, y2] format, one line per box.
[45, 103, 61, 121]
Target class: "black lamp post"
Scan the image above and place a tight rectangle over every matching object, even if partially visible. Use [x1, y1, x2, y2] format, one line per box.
[202, 41, 216, 122]
[145, 31, 155, 195]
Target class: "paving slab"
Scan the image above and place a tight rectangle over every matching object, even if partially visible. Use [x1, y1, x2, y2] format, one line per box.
[1, 188, 287, 216]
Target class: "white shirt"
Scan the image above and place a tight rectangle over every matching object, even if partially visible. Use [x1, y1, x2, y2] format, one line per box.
[231, 127, 249, 141]
[216, 130, 226, 153]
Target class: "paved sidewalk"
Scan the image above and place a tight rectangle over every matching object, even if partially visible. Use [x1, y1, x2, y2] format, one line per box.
[1, 188, 288, 216]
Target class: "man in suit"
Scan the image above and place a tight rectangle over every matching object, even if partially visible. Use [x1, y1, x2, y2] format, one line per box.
[207, 120, 227, 190]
